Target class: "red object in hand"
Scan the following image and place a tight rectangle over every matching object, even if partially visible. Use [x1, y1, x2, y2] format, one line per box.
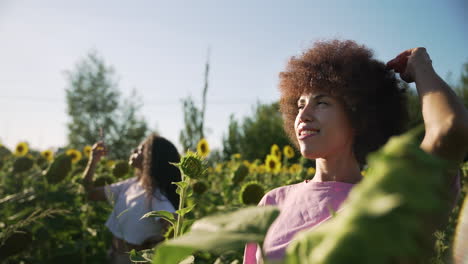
[386, 50, 411, 73]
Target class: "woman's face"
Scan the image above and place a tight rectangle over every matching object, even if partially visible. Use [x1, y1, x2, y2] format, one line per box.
[294, 92, 355, 160]
[128, 144, 144, 169]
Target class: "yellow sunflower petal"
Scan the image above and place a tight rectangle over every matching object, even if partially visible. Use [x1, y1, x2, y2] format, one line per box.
[283, 145, 295, 159]
[41, 150, 54, 162]
[265, 154, 281, 174]
[66, 149, 82, 164]
[196, 138, 210, 158]
[83, 145, 92, 158]
[14, 142, 29, 157]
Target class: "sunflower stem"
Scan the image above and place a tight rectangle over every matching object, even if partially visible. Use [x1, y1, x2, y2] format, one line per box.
[174, 173, 186, 238]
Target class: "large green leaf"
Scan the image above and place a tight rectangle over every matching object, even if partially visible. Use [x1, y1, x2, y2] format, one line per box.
[141, 210, 176, 226]
[176, 204, 196, 218]
[285, 126, 450, 264]
[153, 206, 279, 264]
[129, 249, 154, 263]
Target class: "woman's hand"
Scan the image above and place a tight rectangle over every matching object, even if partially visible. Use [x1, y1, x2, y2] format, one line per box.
[386, 47, 433, 83]
[90, 141, 107, 163]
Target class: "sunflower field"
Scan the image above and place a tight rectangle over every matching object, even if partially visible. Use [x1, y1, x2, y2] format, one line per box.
[0, 131, 467, 263]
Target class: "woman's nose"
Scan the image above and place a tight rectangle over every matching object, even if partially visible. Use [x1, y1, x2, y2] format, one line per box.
[298, 104, 313, 122]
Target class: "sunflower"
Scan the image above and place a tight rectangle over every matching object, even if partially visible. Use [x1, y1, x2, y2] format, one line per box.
[289, 164, 302, 174]
[196, 138, 210, 158]
[112, 161, 130, 178]
[106, 159, 116, 168]
[66, 149, 82, 164]
[239, 181, 265, 205]
[265, 154, 281, 174]
[257, 164, 266, 174]
[83, 145, 92, 158]
[248, 163, 257, 174]
[307, 167, 316, 176]
[41, 150, 54, 162]
[231, 153, 241, 161]
[215, 163, 223, 173]
[270, 144, 281, 160]
[175, 151, 206, 179]
[14, 142, 29, 156]
[283, 145, 295, 159]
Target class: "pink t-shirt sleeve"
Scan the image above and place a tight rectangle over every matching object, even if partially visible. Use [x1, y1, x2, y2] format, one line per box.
[243, 193, 271, 264]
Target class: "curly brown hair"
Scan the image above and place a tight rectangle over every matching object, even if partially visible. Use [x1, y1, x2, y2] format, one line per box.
[279, 39, 409, 167]
[138, 133, 181, 208]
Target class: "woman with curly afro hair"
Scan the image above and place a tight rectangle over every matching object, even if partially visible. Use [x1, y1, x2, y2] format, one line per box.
[244, 39, 468, 263]
[83, 134, 181, 264]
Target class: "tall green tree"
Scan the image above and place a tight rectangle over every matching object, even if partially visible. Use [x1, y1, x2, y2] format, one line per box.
[222, 102, 291, 161]
[454, 62, 468, 109]
[179, 52, 210, 152]
[65, 51, 148, 159]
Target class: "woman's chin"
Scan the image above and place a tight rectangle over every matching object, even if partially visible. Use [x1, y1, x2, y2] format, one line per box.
[301, 149, 320, 160]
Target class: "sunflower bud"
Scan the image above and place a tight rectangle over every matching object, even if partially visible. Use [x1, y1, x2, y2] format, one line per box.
[13, 157, 34, 173]
[239, 181, 265, 205]
[174, 151, 205, 179]
[232, 164, 249, 184]
[112, 161, 130, 178]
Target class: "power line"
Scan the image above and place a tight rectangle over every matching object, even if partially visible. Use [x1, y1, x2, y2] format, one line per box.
[0, 95, 258, 105]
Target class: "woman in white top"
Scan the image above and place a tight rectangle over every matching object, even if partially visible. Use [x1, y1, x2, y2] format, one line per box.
[83, 134, 181, 264]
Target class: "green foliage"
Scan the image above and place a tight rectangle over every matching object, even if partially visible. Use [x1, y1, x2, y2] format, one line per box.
[192, 180, 208, 195]
[454, 62, 468, 109]
[152, 206, 280, 264]
[141, 211, 177, 227]
[65, 51, 148, 159]
[12, 157, 34, 173]
[44, 154, 72, 184]
[222, 102, 291, 161]
[0, 147, 116, 263]
[179, 97, 205, 153]
[403, 82, 424, 129]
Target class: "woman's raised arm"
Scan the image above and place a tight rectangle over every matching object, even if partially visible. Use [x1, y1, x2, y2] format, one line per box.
[82, 141, 108, 201]
[387, 47, 468, 164]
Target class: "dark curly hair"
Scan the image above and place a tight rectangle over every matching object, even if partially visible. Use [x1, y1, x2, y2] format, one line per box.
[138, 134, 181, 208]
[279, 39, 409, 168]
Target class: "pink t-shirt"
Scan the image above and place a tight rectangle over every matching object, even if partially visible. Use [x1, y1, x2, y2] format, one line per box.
[243, 180, 356, 263]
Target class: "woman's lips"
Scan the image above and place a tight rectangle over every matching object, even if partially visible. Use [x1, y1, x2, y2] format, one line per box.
[297, 128, 320, 140]
[298, 132, 319, 140]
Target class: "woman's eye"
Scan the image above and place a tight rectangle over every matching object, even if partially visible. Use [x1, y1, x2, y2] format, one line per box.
[317, 101, 328, 105]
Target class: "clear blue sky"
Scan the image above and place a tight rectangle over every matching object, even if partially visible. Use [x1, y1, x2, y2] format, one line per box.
[1, 0, 467, 153]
